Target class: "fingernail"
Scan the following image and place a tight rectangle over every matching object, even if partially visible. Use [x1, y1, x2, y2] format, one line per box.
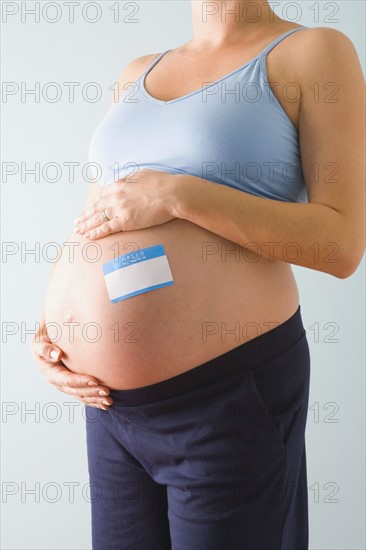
[50, 349, 60, 360]
[74, 225, 81, 233]
[102, 400, 110, 406]
[99, 390, 108, 396]
[88, 382, 98, 387]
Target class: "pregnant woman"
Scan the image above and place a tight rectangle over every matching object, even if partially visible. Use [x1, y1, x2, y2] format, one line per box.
[31, 2, 365, 549]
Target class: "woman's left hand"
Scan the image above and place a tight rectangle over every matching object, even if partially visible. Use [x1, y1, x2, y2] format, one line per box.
[73, 169, 179, 239]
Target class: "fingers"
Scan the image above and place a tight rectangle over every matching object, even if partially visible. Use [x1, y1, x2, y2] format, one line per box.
[42, 342, 63, 362]
[86, 403, 110, 411]
[35, 359, 113, 404]
[54, 385, 113, 410]
[74, 204, 98, 225]
[50, 369, 113, 405]
[80, 220, 110, 239]
[31, 320, 114, 410]
[48, 369, 114, 410]
[84, 217, 123, 240]
[74, 210, 109, 235]
[44, 365, 109, 394]
[56, 384, 112, 400]
[73, 180, 123, 237]
[32, 336, 63, 363]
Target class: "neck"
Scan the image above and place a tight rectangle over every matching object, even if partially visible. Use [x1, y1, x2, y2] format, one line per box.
[191, 0, 284, 49]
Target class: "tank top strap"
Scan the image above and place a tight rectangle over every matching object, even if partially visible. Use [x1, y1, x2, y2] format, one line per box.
[260, 26, 308, 59]
[138, 49, 171, 81]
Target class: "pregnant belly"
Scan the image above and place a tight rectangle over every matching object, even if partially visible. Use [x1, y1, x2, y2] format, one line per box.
[43, 219, 299, 389]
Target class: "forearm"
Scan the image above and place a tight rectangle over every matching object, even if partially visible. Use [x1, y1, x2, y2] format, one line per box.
[171, 174, 354, 279]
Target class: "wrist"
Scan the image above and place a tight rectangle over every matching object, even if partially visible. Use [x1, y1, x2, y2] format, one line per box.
[164, 173, 187, 220]
[168, 172, 205, 221]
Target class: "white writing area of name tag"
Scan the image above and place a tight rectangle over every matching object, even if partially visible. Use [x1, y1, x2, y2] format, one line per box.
[102, 244, 174, 303]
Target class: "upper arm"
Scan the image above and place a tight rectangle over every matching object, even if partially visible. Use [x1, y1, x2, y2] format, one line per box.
[297, 27, 365, 267]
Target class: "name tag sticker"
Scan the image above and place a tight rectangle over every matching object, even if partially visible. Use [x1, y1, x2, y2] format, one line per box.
[102, 244, 174, 303]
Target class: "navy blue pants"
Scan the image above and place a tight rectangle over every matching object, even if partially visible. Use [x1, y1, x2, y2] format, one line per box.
[85, 305, 310, 549]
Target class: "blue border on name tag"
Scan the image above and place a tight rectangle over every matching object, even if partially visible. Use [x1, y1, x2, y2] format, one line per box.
[103, 244, 166, 275]
[110, 280, 174, 303]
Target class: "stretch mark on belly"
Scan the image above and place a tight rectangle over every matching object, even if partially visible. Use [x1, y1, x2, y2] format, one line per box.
[102, 243, 174, 303]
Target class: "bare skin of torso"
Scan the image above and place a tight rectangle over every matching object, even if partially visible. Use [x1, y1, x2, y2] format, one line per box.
[43, 22, 305, 390]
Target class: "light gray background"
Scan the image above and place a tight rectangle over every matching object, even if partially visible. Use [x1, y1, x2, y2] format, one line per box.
[1, 1, 365, 549]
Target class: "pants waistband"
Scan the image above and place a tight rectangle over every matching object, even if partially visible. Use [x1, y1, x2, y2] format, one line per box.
[109, 304, 305, 406]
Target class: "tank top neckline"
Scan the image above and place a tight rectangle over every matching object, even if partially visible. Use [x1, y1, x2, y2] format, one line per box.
[140, 25, 308, 105]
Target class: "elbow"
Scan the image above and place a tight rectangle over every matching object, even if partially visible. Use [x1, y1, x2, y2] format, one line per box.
[333, 252, 365, 279]
[335, 265, 356, 280]
[331, 229, 365, 279]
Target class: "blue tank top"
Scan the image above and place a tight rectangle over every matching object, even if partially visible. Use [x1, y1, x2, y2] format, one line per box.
[89, 26, 308, 203]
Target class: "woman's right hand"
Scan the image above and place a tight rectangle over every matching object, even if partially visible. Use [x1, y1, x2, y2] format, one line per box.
[31, 321, 113, 410]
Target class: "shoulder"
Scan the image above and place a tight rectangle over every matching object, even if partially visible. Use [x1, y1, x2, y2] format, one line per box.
[295, 25, 355, 43]
[289, 26, 363, 80]
[111, 53, 161, 106]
